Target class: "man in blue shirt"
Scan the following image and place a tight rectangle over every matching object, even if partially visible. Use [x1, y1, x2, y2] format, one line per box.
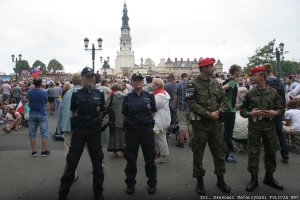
[27, 77, 49, 157]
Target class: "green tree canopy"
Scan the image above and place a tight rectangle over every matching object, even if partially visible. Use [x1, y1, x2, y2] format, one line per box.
[32, 60, 47, 74]
[244, 39, 288, 75]
[13, 60, 30, 75]
[280, 60, 300, 76]
[47, 59, 64, 73]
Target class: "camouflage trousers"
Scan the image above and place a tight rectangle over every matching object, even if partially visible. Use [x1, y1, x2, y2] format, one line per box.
[247, 122, 279, 174]
[191, 120, 226, 177]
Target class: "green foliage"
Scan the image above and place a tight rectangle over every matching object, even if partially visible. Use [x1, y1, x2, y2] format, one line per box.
[244, 39, 292, 77]
[47, 59, 64, 73]
[32, 60, 47, 74]
[280, 60, 300, 76]
[13, 60, 30, 75]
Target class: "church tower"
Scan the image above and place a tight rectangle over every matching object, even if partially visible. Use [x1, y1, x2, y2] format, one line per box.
[114, 2, 135, 76]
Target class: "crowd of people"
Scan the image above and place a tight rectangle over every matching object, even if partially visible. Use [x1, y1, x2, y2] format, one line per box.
[1, 60, 300, 200]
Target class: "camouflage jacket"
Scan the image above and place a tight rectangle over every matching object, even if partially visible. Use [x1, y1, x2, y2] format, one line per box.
[187, 76, 227, 119]
[240, 85, 285, 120]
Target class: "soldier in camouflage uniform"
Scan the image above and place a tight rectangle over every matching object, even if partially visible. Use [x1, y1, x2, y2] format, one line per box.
[187, 58, 230, 195]
[240, 66, 285, 192]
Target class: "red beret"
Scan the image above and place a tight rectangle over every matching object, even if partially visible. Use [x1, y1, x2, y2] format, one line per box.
[198, 58, 216, 67]
[249, 66, 266, 75]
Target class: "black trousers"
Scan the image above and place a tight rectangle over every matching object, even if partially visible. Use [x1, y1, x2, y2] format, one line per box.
[59, 127, 104, 195]
[223, 111, 236, 153]
[275, 115, 289, 157]
[124, 131, 157, 188]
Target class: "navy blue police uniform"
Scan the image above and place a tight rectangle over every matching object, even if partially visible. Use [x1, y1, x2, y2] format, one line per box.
[122, 74, 157, 194]
[59, 67, 106, 200]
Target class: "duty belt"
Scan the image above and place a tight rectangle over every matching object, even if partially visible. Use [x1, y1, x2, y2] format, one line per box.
[251, 116, 274, 122]
[126, 123, 153, 130]
[77, 122, 100, 128]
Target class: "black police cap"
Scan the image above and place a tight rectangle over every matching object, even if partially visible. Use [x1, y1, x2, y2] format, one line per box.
[81, 67, 95, 77]
[131, 72, 144, 80]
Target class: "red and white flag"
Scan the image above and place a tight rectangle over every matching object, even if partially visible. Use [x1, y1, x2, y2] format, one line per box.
[16, 101, 24, 113]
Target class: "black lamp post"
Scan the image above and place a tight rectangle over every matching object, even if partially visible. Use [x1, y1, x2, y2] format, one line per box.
[100, 56, 110, 77]
[268, 41, 284, 77]
[84, 38, 103, 72]
[11, 54, 22, 81]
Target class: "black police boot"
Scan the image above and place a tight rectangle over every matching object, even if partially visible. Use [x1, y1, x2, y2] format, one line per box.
[246, 174, 258, 192]
[263, 172, 284, 190]
[148, 185, 156, 195]
[58, 186, 68, 200]
[94, 191, 103, 200]
[196, 176, 206, 195]
[217, 175, 231, 193]
[58, 192, 68, 200]
[126, 185, 135, 195]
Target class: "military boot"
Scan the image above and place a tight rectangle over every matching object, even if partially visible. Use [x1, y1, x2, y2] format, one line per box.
[217, 175, 231, 193]
[196, 176, 205, 195]
[263, 172, 284, 190]
[246, 174, 258, 192]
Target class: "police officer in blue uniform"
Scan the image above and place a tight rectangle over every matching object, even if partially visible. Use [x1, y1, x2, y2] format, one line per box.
[59, 67, 106, 200]
[122, 72, 157, 195]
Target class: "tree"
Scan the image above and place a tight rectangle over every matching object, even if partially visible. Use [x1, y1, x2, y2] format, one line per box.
[280, 60, 300, 76]
[13, 60, 30, 76]
[244, 39, 287, 75]
[32, 60, 47, 74]
[47, 59, 64, 73]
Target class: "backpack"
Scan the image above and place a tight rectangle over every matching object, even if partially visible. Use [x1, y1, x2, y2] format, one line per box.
[266, 78, 286, 105]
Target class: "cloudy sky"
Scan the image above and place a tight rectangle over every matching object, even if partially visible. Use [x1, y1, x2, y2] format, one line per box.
[1, 0, 300, 74]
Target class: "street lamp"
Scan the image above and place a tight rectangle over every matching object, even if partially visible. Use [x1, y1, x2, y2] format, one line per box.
[83, 37, 103, 72]
[268, 40, 284, 77]
[140, 57, 143, 67]
[100, 56, 110, 77]
[11, 54, 22, 81]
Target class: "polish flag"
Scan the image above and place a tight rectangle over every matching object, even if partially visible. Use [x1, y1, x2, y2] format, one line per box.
[16, 101, 24, 114]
